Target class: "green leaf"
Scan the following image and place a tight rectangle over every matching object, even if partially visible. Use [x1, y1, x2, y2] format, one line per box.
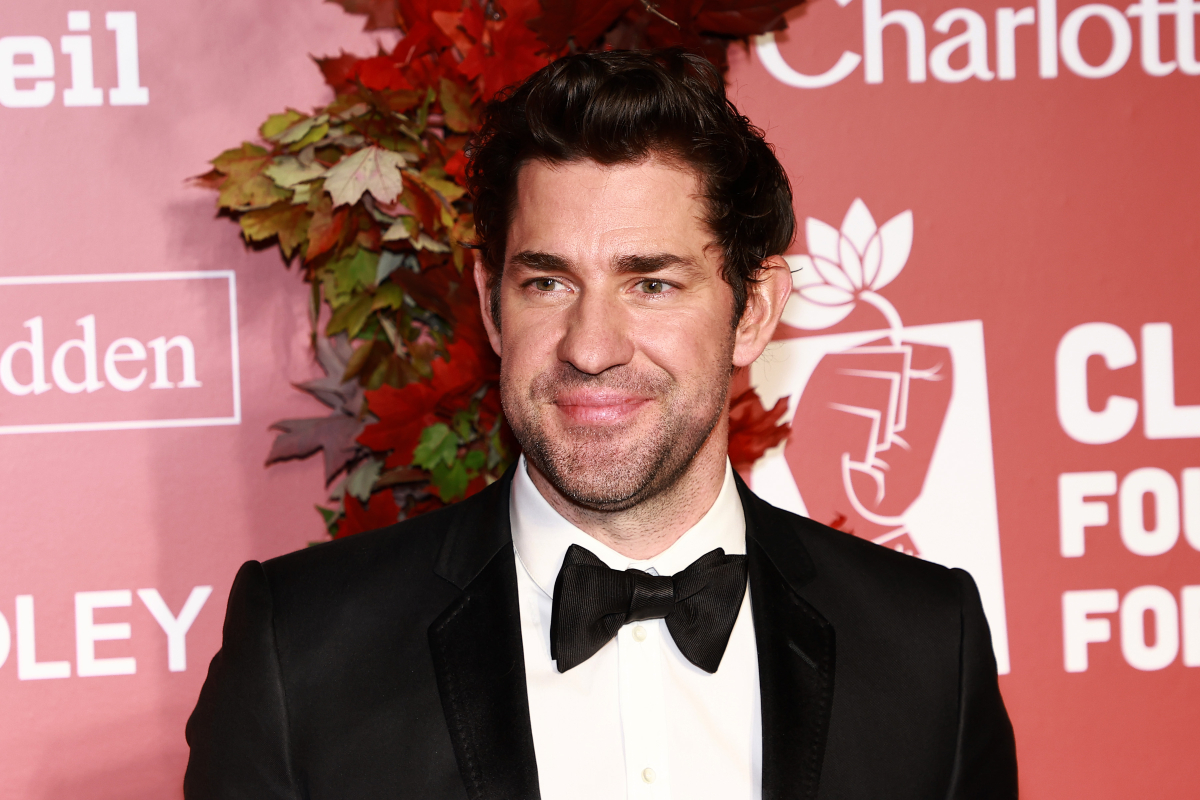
[345, 457, 384, 502]
[332, 247, 379, 293]
[277, 113, 329, 145]
[464, 450, 486, 470]
[291, 122, 331, 150]
[412, 423, 458, 470]
[431, 459, 469, 501]
[438, 78, 475, 132]
[316, 504, 340, 534]
[452, 410, 474, 442]
[324, 146, 407, 207]
[372, 281, 404, 310]
[261, 109, 307, 140]
[326, 293, 374, 338]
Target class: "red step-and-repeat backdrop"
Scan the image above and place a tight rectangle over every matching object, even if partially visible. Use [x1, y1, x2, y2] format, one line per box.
[0, 1, 1196, 797]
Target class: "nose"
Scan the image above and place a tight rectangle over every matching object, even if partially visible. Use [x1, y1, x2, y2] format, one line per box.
[556, 286, 635, 375]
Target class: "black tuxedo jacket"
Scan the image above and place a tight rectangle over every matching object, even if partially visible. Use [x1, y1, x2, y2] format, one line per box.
[185, 470, 1017, 799]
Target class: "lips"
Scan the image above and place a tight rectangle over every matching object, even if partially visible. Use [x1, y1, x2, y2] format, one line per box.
[551, 390, 651, 425]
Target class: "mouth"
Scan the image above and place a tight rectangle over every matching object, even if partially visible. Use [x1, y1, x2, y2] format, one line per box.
[551, 390, 653, 425]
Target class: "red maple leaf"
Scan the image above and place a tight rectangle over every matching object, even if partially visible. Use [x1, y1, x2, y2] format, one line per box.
[480, 12, 552, 97]
[727, 387, 792, 475]
[528, 0, 634, 51]
[696, 0, 801, 36]
[327, 0, 402, 30]
[356, 55, 414, 91]
[443, 149, 468, 182]
[315, 50, 363, 93]
[359, 336, 497, 466]
[339, 489, 402, 537]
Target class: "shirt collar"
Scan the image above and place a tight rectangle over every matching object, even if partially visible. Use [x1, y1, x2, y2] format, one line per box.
[510, 454, 746, 597]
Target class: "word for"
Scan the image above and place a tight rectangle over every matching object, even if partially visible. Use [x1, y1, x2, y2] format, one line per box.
[1060, 467, 1199, 557]
[0, 11, 147, 108]
[1056, 322, 1199, 444]
[1063, 585, 1200, 671]
[757, 0, 1200, 87]
[1, 315, 201, 395]
[0, 587, 211, 678]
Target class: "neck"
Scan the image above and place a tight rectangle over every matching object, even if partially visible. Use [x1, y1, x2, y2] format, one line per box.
[525, 418, 730, 561]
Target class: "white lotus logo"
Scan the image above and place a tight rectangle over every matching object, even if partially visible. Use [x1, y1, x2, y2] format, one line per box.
[781, 198, 913, 337]
[753, 196, 1011, 674]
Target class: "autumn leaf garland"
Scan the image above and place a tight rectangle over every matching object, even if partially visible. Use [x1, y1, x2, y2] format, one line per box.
[201, 0, 801, 539]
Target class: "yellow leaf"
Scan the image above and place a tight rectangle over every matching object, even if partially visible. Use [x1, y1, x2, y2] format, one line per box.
[421, 171, 467, 203]
[238, 202, 310, 259]
[278, 114, 329, 145]
[414, 233, 450, 253]
[261, 109, 307, 140]
[372, 282, 404, 310]
[265, 156, 327, 188]
[383, 217, 416, 241]
[324, 146, 408, 208]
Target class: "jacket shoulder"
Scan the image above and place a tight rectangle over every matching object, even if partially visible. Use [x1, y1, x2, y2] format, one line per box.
[256, 477, 509, 621]
[745, 488, 965, 613]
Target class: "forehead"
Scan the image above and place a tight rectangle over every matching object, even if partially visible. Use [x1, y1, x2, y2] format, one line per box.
[506, 157, 712, 263]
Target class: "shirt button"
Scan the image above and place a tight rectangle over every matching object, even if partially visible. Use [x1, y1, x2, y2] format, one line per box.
[642, 767, 656, 784]
[632, 625, 647, 642]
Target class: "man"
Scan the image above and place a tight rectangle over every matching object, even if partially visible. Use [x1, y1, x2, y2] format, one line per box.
[185, 50, 1017, 799]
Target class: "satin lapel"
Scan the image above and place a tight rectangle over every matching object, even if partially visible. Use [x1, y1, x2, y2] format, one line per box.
[429, 468, 541, 800]
[737, 475, 835, 800]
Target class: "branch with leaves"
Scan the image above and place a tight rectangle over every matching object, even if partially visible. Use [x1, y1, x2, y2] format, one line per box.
[199, 0, 802, 539]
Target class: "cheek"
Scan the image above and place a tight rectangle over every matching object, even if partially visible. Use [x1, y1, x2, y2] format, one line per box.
[499, 312, 560, 381]
[632, 312, 732, 382]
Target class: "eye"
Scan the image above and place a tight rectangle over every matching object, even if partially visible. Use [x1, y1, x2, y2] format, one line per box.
[532, 278, 566, 292]
[638, 279, 667, 294]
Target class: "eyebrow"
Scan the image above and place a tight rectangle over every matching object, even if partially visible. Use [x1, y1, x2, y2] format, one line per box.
[508, 250, 702, 276]
[509, 250, 570, 272]
[613, 253, 701, 276]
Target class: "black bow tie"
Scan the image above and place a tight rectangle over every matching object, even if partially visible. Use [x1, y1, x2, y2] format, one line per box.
[549, 543, 748, 674]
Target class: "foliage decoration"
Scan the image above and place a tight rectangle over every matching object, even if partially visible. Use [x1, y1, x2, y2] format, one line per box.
[199, 0, 802, 539]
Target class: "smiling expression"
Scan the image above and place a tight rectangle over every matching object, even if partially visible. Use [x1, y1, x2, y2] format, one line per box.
[481, 156, 741, 511]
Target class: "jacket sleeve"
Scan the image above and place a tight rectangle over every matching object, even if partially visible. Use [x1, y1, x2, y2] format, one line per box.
[184, 560, 300, 800]
[945, 568, 1019, 799]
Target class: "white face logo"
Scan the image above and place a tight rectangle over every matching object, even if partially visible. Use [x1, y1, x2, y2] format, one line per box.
[751, 199, 1012, 674]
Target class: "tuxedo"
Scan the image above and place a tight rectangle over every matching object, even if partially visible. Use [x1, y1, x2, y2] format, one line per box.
[184, 468, 1017, 799]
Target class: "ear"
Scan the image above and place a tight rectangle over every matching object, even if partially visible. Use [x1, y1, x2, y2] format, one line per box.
[732, 255, 793, 368]
[473, 251, 503, 356]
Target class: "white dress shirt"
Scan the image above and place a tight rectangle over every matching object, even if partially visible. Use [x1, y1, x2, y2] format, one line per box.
[510, 456, 762, 800]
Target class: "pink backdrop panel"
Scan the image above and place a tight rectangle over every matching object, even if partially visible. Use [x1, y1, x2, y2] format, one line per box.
[727, 1, 1200, 796]
[1, 0, 1197, 798]
[0, 1, 383, 797]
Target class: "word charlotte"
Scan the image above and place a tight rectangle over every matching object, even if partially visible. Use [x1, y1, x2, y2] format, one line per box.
[1, 315, 201, 395]
[0, 11, 147, 108]
[0, 587, 211, 678]
[1055, 321, 1200, 675]
[757, 0, 1200, 87]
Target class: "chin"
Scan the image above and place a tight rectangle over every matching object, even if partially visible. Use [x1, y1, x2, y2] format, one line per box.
[524, 424, 704, 511]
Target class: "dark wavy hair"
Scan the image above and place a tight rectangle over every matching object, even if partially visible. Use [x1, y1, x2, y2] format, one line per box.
[466, 48, 795, 327]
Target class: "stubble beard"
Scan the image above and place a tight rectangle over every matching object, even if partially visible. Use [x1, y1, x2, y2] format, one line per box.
[503, 360, 731, 513]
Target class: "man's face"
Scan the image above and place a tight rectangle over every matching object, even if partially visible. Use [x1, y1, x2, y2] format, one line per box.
[481, 157, 738, 511]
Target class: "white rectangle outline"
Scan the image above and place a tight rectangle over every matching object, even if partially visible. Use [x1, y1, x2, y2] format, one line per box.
[0, 271, 241, 435]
